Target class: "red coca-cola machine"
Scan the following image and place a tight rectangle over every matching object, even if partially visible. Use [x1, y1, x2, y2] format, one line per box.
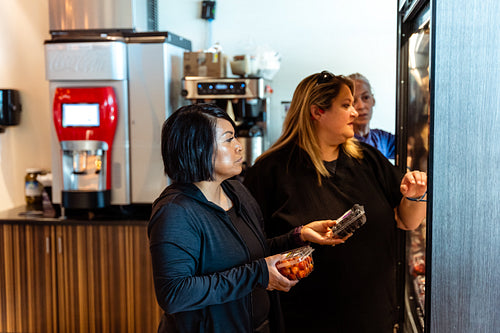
[45, 33, 191, 212]
[52, 87, 118, 208]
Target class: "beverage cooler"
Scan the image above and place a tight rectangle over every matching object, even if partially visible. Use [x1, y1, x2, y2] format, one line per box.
[396, 0, 430, 331]
[396, 0, 500, 331]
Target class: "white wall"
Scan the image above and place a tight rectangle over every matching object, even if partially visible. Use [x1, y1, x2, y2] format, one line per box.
[160, 0, 397, 142]
[0, 0, 396, 211]
[0, 0, 51, 211]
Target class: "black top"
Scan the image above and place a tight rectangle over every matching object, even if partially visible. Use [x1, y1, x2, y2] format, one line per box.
[244, 142, 403, 333]
[227, 206, 271, 329]
[149, 180, 300, 333]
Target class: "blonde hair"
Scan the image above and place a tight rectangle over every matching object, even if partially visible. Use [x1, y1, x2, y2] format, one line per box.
[257, 72, 363, 185]
[347, 73, 373, 95]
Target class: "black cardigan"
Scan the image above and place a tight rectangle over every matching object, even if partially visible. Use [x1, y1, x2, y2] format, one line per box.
[148, 180, 296, 333]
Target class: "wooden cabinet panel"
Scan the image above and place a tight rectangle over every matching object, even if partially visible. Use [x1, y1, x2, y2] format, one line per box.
[55, 224, 162, 333]
[126, 224, 163, 331]
[27, 225, 58, 333]
[0, 224, 57, 333]
[0, 222, 162, 333]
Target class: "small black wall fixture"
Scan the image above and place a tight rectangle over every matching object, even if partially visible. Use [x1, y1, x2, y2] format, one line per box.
[0, 89, 22, 133]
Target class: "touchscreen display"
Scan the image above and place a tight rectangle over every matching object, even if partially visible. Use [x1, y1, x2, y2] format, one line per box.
[62, 103, 100, 127]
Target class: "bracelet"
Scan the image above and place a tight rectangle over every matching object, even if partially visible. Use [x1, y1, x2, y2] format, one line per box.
[292, 226, 307, 245]
[405, 191, 427, 202]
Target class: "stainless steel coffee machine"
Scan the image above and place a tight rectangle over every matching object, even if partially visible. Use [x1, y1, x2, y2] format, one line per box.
[182, 77, 272, 174]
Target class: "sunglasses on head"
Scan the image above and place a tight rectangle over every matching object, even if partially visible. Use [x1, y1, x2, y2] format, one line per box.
[316, 70, 336, 85]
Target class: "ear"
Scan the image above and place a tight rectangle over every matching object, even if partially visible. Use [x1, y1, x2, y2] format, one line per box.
[310, 105, 323, 120]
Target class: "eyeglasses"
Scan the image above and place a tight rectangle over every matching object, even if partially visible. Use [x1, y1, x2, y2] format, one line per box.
[316, 70, 335, 85]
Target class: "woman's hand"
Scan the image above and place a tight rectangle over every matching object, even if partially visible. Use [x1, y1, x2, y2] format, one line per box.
[400, 170, 427, 199]
[265, 254, 299, 291]
[396, 170, 428, 230]
[300, 220, 350, 246]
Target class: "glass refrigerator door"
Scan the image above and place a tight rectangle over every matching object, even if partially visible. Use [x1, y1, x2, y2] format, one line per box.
[402, 21, 430, 333]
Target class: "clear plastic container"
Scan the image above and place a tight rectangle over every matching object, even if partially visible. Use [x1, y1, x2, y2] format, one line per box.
[275, 245, 314, 280]
[331, 204, 367, 238]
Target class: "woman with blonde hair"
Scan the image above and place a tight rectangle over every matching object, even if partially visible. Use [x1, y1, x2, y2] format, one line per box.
[244, 71, 427, 332]
[348, 72, 396, 160]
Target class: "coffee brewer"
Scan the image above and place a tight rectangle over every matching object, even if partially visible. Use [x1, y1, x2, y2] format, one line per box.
[182, 77, 272, 174]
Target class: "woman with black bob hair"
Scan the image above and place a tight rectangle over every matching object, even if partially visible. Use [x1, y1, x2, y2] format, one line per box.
[160, 103, 221, 183]
[148, 103, 344, 333]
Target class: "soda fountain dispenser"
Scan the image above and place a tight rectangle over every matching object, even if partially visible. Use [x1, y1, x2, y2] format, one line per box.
[52, 87, 117, 208]
[45, 32, 191, 212]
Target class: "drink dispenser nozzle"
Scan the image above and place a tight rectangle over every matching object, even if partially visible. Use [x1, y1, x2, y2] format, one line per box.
[95, 155, 102, 174]
[60, 141, 108, 193]
[72, 151, 88, 175]
[71, 149, 105, 175]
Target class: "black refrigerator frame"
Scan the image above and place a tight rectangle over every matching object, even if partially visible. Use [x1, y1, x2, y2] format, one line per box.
[397, 0, 500, 331]
[396, 0, 432, 332]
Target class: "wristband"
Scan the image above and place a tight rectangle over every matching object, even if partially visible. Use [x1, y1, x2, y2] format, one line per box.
[405, 191, 427, 202]
[292, 226, 308, 245]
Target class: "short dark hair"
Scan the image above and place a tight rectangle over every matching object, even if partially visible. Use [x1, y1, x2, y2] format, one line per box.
[161, 103, 236, 183]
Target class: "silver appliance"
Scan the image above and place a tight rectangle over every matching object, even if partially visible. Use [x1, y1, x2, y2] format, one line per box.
[182, 77, 272, 173]
[46, 32, 191, 209]
[48, 0, 157, 32]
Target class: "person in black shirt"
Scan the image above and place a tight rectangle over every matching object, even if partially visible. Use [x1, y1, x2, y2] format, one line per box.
[244, 72, 427, 332]
[148, 104, 344, 333]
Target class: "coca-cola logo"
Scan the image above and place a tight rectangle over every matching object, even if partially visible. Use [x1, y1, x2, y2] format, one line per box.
[49, 50, 108, 74]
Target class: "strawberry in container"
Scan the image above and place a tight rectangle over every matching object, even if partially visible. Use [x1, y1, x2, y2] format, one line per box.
[275, 245, 314, 280]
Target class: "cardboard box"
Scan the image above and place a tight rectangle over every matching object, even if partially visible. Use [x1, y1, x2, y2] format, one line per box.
[183, 51, 227, 77]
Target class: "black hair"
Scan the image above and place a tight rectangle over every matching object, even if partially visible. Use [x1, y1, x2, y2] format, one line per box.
[161, 103, 236, 183]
